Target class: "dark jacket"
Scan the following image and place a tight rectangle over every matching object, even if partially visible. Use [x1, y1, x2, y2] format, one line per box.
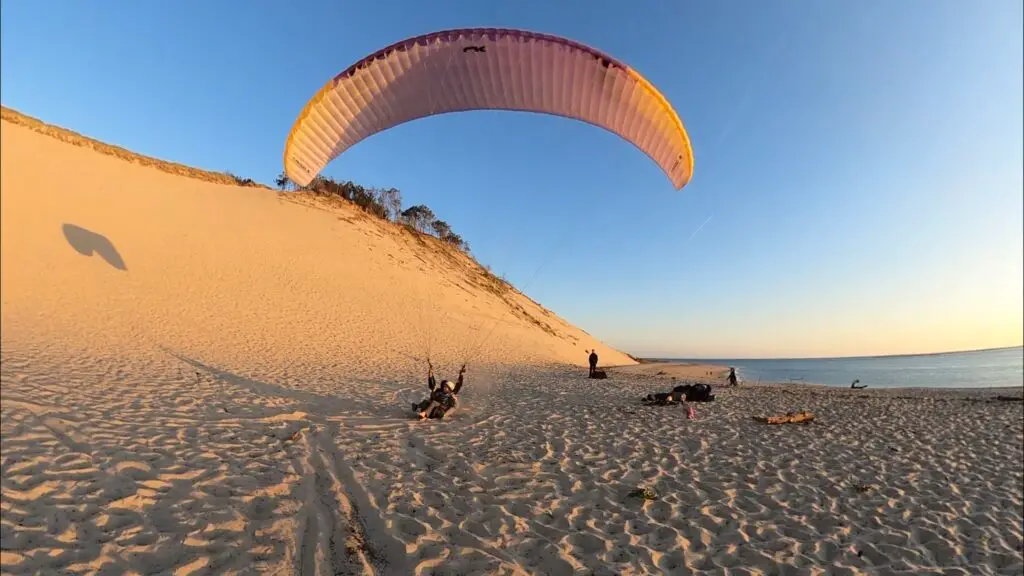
[428, 372, 464, 400]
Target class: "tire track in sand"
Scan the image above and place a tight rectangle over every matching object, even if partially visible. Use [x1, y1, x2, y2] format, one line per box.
[296, 422, 410, 576]
[296, 423, 368, 576]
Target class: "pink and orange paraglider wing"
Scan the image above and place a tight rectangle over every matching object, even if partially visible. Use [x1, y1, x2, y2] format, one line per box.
[283, 28, 693, 189]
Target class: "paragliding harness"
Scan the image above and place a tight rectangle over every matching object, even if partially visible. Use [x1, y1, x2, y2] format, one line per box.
[413, 364, 464, 419]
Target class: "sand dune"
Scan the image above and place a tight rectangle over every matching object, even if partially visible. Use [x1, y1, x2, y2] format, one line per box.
[0, 108, 633, 375]
[2, 110, 1023, 575]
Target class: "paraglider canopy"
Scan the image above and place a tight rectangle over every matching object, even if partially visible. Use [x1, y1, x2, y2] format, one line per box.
[283, 27, 694, 189]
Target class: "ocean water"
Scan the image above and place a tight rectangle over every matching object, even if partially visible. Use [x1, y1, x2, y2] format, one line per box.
[664, 346, 1024, 389]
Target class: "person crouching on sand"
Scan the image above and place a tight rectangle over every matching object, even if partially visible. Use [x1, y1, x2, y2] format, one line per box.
[413, 362, 465, 419]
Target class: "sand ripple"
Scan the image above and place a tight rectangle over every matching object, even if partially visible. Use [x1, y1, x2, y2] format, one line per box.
[3, 346, 1023, 575]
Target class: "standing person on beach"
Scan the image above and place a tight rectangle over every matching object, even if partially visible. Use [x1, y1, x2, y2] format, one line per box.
[727, 367, 738, 387]
[588, 349, 599, 377]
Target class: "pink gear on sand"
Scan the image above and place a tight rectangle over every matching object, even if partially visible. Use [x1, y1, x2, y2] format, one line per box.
[687, 405, 696, 420]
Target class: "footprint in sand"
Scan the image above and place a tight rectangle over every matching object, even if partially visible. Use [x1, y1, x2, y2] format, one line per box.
[567, 531, 608, 555]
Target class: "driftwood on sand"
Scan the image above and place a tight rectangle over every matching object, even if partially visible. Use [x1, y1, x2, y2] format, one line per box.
[755, 411, 816, 425]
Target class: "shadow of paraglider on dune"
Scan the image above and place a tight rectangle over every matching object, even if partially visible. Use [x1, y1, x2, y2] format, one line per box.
[61, 223, 127, 271]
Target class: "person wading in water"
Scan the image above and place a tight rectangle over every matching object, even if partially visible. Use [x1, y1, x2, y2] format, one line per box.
[727, 367, 738, 387]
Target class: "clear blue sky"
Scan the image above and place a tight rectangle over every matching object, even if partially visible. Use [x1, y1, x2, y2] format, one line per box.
[3, 1, 1022, 358]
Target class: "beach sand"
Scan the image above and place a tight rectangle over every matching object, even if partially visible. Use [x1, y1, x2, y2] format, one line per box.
[613, 362, 732, 384]
[2, 109, 1023, 575]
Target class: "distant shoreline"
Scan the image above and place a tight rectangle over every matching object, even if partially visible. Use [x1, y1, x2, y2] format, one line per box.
[634, 347, 1023, 391]
[640, 344, 1023, 363]
[612, 362, 1023, 395]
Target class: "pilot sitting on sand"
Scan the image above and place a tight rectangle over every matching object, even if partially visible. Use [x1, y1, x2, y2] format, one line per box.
[412, 361, 465, 419]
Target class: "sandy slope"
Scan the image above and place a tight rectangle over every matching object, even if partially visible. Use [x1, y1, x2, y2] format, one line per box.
[0, 109, 634, 374]
[2, 111, 1023, 575]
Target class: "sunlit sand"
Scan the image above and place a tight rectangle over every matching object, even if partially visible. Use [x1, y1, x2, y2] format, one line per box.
[2, 108, 1021, 575]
